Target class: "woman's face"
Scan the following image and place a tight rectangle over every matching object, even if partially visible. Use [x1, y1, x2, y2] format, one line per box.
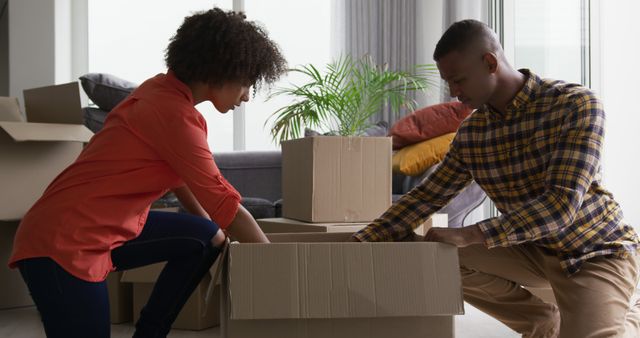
[209, 82, 251, 113]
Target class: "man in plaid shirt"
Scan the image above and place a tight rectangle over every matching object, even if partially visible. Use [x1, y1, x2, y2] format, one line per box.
[351, 20, 640, 337]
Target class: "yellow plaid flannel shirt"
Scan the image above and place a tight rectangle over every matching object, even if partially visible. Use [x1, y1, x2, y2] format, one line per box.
[353, 69, 640, 275]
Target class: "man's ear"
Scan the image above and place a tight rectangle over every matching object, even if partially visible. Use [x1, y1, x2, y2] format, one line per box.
[482, 52, 498, 74]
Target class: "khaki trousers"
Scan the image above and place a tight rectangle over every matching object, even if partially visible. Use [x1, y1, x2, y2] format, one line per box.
[458, 244, 640, 338]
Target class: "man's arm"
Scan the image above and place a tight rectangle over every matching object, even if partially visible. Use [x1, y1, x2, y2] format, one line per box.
[351, 138, 474, 242]
[474, 94, 604, 248]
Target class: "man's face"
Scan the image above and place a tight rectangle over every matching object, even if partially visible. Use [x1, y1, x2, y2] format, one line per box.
[437, 50, 496, 109]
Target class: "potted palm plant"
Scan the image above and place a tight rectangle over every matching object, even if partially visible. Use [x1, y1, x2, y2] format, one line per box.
[266, 55, 439, 223]
[266, 55, 439, 144]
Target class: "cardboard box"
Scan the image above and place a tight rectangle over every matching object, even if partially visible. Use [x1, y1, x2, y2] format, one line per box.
[220, 232, 464, 338]
[257, 218, 369, 234]
[107, 271, 133, 324]
[0, 221, 33, 310]
[120, 262, 221, 330]
[281, 136, 392, 223]
[0, 82, 93, 221]
[256, 214, 448, 236]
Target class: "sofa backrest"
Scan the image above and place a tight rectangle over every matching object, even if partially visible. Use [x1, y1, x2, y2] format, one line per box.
[213, 151, 282, 202]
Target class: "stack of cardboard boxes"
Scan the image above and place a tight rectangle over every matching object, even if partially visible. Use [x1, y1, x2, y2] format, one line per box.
[258, 136, 447, 235]
[0, 83, 94, 310]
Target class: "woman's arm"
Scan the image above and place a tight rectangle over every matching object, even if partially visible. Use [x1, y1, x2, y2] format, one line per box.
[172, 185, 209, 219]
[172, 185, 228, 247]
[172, 185, 269, 244]
[226, 205, 270, 243]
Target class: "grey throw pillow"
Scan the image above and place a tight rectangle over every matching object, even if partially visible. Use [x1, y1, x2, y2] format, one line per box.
[362, 120, 389, 136]
[79, 73, 138, 111]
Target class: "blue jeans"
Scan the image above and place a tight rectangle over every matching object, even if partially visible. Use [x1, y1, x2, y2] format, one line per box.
[17, 211, 221, 338]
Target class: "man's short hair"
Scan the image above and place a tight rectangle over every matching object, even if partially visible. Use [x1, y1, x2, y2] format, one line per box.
[433, 19, 502, 61]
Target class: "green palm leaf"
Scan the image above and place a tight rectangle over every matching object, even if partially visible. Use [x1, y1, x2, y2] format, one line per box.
[265, 55, 439, 144]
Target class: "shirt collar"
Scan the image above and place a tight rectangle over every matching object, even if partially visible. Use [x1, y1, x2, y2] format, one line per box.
[165, 70, 195, 105]
[508, 69, 539, 111]
[484, 69, 540, 121]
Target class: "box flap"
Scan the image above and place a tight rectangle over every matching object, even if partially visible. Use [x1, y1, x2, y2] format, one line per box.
[0, 121, 93, 142]
[267, 232, 354, 243]
[0, 97, 24, 122]
[23, 82, 83, 124]
[228, 241, 463, 320]
[257, 218, 367, 234]
[259, 218, 369, 227]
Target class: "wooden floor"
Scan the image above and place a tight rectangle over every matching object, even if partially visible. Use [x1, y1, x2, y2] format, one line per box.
[0, 303, 518, 338]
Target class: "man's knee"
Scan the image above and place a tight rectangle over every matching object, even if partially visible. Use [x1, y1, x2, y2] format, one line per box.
[458, 244, 489, 270]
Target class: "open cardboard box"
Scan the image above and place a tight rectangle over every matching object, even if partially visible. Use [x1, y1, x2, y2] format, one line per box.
[0, 82, 93, 221]
[0, 82, 92, 309]
[219, 232, 464, 338]
[256, 213, 448, 236]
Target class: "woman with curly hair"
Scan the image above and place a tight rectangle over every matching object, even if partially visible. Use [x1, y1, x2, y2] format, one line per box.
[8, 8, 287, 338]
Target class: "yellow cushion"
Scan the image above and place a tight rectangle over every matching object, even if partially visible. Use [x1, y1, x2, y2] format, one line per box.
[392, 132, 455, 176]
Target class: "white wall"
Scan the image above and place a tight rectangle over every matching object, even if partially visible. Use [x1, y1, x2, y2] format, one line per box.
[9, 0, 56, 112]
[598, 0, 640, 230]
[0, 0, 8, 96]
[8, 0, 86, 113]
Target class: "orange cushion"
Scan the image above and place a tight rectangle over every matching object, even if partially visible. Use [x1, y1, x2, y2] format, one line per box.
[390, 102, 472, 150]
[392, 133, 455, 176]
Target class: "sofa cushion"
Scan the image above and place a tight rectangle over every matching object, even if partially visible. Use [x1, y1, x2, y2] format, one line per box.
[392, 133, 455, 176]
[83, 107, 109, 133]
[214, 151, 282, 203]
[79, 73, 138, 111]
[241, 197, 276, 219]
[389, 102, 471, 150]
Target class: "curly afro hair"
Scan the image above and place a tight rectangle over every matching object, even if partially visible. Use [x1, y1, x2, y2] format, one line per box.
[165, 8, 287, 91]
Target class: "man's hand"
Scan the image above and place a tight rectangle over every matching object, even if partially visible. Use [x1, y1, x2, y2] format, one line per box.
[347, 235, 361, 242]
[423, 224, 485, 247]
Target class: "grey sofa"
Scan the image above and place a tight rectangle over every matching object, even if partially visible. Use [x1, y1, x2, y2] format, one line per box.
[83, 106, 486, 226]
[215, 150, 487, 227]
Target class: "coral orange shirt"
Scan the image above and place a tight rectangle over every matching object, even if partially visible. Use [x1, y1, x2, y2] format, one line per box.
[8, 71, 241, 282]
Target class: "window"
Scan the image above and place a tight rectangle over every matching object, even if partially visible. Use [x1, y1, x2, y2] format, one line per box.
[501, 0, 588, 85]
[88, 0, 332, 152]
[494, 0, 640, 229]
[242, 0, 332, 150]
[88, 0, 234, 151]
